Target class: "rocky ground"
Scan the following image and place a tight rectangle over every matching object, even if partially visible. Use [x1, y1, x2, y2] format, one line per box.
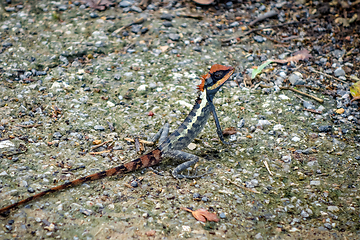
[0, 0, 359, 239]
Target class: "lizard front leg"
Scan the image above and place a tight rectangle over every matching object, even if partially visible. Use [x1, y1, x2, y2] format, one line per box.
[163, 150, 208, 179]
[209, 102, 229, 144]
[151, 122, 170, 145]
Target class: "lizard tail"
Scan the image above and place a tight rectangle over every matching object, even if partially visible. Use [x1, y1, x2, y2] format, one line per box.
[0, 149, 162, 216]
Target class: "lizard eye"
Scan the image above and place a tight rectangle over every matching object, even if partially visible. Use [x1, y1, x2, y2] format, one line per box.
[213, 71, 224, 81]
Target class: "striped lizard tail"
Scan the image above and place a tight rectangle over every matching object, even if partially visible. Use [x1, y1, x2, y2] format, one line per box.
[0, 149, 162, 216]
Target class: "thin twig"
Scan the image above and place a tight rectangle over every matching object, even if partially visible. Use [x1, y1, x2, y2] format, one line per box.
[91, 139, 113, 150]
[281, 35, 301, 42]
[89, 150, 111, 155]
[124, 137, 154, 146]
[279, 86, 324, 103]
[263, 160, 273, 176]
[221, 21, 301, 43]
[178, 13, 203, 19]
[16, 124, 42, 128]
[257, 33, 289, 46]
[226, 179, 260, 194]
[303, 109, 322, 114]
[295, 85, 321, 91]
[307, 68, 351, 83]
[112, 17, 145, 35]
[294, 94, 306, 102]
[249, 10, 278, 26]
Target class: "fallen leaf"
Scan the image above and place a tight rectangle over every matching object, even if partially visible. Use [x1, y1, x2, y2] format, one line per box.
[223, 127, 237, 136]
[335, 17, 350, 27]
[80, 0, 115, 11]
[272, 49, 313, 64]
[251, 49, 313, 79]
[251, 60, 272, 79]
[93, 140, 102, 145]
[181, 207, 219, 222]
[349, 14, 358, 23]
[350, 81, 360, 103]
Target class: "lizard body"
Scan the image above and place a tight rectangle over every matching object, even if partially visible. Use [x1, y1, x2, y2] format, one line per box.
[0, 64, 234, 215]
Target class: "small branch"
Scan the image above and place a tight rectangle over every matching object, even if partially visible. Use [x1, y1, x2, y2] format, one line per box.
[178, 13, 203, 19]
[16, 124, 42, 128]
[294, 94, 306, 102]
[89, 150, 111, 155]
[259, 84, 272, 88]
[249, 10, 278, 26]
[221, 21, 301, 43]
[257, 33, 289, 46]
[279, 86, 324, 103]
[307, 68, 351, 83]
[226, 179, 260, 194]
[295, 85, 320, 91]
[303, 109, 322, 114]
[112, 17, 145, 35]
[124, 137, 154, 146]
[91, 139, 113, 150]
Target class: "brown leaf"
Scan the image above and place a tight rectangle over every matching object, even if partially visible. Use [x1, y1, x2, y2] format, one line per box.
[350, 81, 360, 103]
[181, 207, 219, 223]
[272, 49, 312, 64]
[223, 127, 237, 136]
[81, 0, 115, 11]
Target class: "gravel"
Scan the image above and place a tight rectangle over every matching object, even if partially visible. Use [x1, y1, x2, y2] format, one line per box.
[0, 1, 359, 239]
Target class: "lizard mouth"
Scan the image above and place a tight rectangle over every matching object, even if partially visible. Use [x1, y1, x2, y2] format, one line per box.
[208, 67, 234, 90]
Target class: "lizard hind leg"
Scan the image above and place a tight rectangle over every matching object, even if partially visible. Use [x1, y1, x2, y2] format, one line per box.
[158, 122, 170, 145]
[163, 150, 208, 179]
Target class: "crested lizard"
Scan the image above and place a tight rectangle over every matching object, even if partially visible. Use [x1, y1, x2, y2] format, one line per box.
[0, 64, 234, 215]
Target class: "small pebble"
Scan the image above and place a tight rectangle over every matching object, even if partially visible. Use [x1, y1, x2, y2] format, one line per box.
[130, 181, 138, 187]
[318, 125, 332, 132]
[94, 125, 105, 131]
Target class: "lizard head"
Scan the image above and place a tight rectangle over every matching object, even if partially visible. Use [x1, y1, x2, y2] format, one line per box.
[197, 64, 234, 97]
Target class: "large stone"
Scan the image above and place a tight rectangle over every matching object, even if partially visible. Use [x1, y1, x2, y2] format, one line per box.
[334, 67, 345, 77]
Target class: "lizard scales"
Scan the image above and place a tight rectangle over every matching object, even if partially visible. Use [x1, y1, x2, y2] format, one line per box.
[0, 64, 234, 215]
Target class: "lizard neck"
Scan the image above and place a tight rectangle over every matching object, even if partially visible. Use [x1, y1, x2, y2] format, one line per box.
[159, 90, 212, 151]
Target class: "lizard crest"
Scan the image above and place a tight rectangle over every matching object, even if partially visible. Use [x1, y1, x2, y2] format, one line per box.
[197, 64, 234, 92]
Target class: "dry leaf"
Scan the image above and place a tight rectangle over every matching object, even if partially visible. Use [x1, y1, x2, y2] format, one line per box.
[272, 49, 312, 64]
[350, 81, 360, 103]
[81, 0, 115, 11]
[181, 207, 219, 222]
[223, 127, 237, 136]
[335, 17, 350, 27]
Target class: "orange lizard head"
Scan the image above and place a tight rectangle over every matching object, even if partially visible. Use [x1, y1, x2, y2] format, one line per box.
[197, 64, 234, 93]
